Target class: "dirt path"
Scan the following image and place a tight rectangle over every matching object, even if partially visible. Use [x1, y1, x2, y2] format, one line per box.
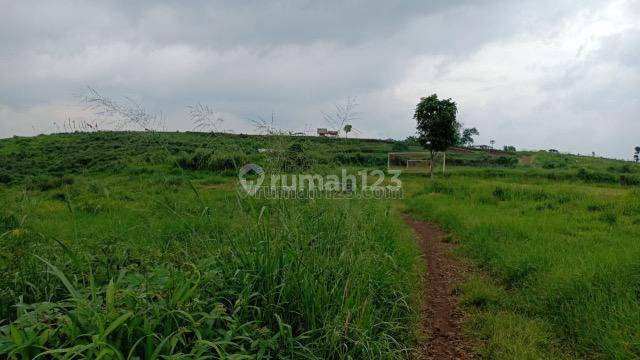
[403, 214, 473, 359]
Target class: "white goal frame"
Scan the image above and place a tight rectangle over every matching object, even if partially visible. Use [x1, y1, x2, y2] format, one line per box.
[406, 159, 430, 170]
[388, 152, 432, 172]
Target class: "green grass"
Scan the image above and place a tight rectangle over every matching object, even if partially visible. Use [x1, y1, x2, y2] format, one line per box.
[0, 170, 422, 358]
[2, 131, 640, 359]
[405, 172, 640, 358]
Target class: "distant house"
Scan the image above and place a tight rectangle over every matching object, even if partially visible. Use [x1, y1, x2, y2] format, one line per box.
[317, 128, 339, 137]
[471, 145, 492, 150]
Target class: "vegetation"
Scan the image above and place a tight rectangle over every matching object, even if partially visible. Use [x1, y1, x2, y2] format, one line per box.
[461, 127, 479, 146]
[343, 124, 352, 138]
[0, 134, 423, 358]
[1, 131, 640, 358]
[414, 94, 460, 176]
[405, 173, 640, 358]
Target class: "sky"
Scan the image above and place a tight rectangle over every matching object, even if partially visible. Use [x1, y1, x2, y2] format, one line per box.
[1, 0, 639, 159]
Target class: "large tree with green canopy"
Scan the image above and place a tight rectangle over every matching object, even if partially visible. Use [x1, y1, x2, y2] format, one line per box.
[414, 94, 460, 177]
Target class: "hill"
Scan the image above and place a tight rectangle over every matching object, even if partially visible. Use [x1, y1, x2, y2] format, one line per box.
[0, 131, 637, 185]
[1, 131, 640, 358]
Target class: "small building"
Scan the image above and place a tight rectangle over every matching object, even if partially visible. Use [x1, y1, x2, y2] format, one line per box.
[471, 145, 492, 150]
[317, 128, 339, 137]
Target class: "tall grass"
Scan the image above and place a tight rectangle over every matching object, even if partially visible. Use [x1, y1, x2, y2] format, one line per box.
[0, 175, 421, 358]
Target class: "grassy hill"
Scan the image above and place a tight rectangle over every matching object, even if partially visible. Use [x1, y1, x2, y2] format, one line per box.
[0, 131, 637, 184]
[1, 131, 640, 358]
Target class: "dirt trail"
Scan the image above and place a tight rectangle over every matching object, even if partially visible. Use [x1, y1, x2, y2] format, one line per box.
[403, 214, 473, 359]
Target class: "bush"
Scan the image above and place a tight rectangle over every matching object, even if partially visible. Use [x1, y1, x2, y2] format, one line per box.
[608, 164, 637, 174]
[332, 153, 386, 166]
[0, 171, 12, 184]
[492, 156, 518, 167]
[282, 142, 310, 171]
[0, 212, 20, 232]
[541, 157, 569, 169]
[391, 141, 410, 152]
[27, 176, 74, 191]
[492, 187, 510, 201]
[449, 155, 517, 167]
[176, 149, 248, 172]
[620, 174, 640, 186]
[576, 168, 618, 184]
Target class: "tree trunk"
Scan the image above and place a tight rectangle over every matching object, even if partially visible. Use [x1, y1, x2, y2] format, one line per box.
[442, 151, 446, 174]
[429, 150, 434, 178]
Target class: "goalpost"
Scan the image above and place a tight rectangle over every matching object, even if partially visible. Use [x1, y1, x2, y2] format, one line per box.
[387, 152, 446, 173]
[406, 159, 430, 170]
[388, 152, 430, 172]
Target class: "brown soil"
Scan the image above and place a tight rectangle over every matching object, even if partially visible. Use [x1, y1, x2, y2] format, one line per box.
[403, 214, 473, 359]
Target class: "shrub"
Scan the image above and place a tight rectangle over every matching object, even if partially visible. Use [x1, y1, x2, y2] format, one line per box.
[576, 168, 618, 184]
[609, 164, 636, 174]
[448, 155, 517, 167]
[27, 176, 74, 191]
[0, 212, 20, 232]
[0, 171, 12, 184]
[332, 153, 386, 166]
[282, 142, 311, 171]
[176, 149, 248, 172]
[492, 156, 518, 167]
[492, 187, 510, 201]
[620, 174, 640, 186]
[599, 212, 617, 225]
[541, 157, 569, 169]
[391, 141, 410, 152]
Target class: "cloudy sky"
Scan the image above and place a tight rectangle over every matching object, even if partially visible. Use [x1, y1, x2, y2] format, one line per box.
[1, 0, 639, 159]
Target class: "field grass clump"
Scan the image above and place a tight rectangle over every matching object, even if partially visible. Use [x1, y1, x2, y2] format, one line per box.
[175, 149, 249, 171]
[576, 168, 618, 184]
[26, 175, 74, 192]
[619, 174, 640, 186]
[0, 171, 13, 184]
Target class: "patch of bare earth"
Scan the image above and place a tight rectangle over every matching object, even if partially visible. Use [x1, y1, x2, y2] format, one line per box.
[403, 214, 473, 359]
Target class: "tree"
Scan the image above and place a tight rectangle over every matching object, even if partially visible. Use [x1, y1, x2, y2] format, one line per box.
[461, 127, 479, 146]
[490, 139, 496, 149]
[405, 136, 419, 145]
[343, 124, 352, 138]
[414, 94, 459, 177]
[634, 146, 640, 163]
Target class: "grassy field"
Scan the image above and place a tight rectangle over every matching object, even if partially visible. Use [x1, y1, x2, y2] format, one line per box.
[1, 131, 640, 358]
[0, 171, 422, 357]
[405, 173, 640, 358]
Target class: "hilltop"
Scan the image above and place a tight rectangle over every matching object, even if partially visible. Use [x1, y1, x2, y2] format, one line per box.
[0, 131, 637, 187]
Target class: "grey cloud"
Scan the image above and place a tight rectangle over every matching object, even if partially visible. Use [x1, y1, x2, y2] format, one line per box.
[0, 0, 638, 159]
